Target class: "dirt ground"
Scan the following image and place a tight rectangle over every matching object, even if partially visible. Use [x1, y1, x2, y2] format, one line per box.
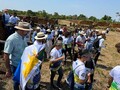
[0, 31, 120, 90]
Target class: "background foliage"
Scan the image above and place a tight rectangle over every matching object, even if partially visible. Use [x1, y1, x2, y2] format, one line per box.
[0, 9, 118, 23]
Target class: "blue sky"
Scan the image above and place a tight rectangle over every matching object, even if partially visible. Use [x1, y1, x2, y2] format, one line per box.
[0, 0, 120, 20]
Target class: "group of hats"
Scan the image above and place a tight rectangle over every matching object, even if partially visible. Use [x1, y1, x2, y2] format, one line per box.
[15, 22, 47, 40]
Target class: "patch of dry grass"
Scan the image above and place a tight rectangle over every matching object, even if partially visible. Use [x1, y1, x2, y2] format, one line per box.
[93, 31, 120, 90]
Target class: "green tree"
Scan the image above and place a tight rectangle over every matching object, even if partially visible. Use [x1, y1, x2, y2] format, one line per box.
[53, 12, 59, 19]
[101, 15, 112, 22]
[89, 16, 98, 21]
[72, 14, 77, 20]
[66, 15, 72, 20]
[41, 10, 48, 19]
[78, 14, 87, 20]
[60, 15, 66, 19]
[27, 10, 35, 16]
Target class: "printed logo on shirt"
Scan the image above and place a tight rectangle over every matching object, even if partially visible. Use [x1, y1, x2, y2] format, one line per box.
[81, 73, 85, 77]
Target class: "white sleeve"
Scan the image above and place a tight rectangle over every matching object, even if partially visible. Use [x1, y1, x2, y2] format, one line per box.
[109, 68, 114, 77]
[50, 50, 57, 61]
[99, 39, 104, 47]
[76, 36, 79, 43]
[71, 36, 74, 41]
[78, 69, 86, 80]
[17, 17, 20, 21]
[9, 17, 12, 23]
[62, 38, 65, 44]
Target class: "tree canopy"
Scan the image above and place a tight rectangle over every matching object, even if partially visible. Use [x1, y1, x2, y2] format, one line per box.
[0, 9, 118, 23]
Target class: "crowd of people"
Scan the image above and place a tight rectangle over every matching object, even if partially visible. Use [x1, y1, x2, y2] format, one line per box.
[1, 9, 120, 90]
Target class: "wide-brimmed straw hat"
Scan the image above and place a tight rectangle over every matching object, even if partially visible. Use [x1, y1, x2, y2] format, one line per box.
[79, 31, 85, 35]
[35, 32, 47, 40]
[47, 29, 51, 32]
[35, 26, 40, 30]
[102, 31, 106, 34]
[14, 22, 33, 31]
[95, 29, 99, 32]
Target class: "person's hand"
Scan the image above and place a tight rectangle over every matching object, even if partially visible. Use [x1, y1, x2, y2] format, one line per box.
[107, 85, 110, 88]
[87, 73, 91, 83]
[61, 56, 65, 60]
[87, 79, 91, 83]
[5, 70, 12, 78]
[33, 53, 39, 58]
[87, 73, 91, 76]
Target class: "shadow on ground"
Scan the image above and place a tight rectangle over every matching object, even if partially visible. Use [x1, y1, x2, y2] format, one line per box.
[96, 64, 113, 70]
[0, 80, 7, 90]
[40, 81, 70, 90]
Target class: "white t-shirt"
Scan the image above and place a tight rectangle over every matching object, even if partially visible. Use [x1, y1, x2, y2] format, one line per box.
[110, 66, 120, 84]
[72, 59, 86, 80]
[76, 35, 86, 44]
[60, 28, 63, 32]
[99, 38, 105, 48]
[63, 37, 68, 44]
[9, 16, 20, 25]
[50, 48, 62, 61]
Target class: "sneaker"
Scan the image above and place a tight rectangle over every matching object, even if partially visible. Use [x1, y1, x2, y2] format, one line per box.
[56, 86, 62, 90]
[51, 84, 59, 89]
[56, 84, 62, 90]
[51, 84, 56, 88]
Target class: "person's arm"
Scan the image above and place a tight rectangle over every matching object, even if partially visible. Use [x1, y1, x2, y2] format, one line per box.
[87, 73, 91, 83]
[3, 53, 12, 78]
[78, 69, 87, 84]
[3, 39, 14, 78]
[108, 76, 113, 88]
[50, 55, 64, 64]
[99, 39, 104, 48]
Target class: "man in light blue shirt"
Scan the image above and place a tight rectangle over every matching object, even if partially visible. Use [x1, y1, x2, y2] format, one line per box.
[3, 22, 33, 90]
[4, 32, 28, 67]
[9, 12, 20, 25]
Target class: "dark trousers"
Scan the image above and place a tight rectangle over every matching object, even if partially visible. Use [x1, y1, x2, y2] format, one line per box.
[74, 86, 85, 90]
[50, 67, 63, 86]
[94, 51, 100, 65]
[64, 45, 72, 64]
[11, 65, 20, 90]
[25, 85, 40, 90]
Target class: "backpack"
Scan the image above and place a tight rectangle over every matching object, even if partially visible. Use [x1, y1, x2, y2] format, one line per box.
[93, 38, 101, 49]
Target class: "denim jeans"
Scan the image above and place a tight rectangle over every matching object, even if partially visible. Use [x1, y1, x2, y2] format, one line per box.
[74, 84, 85, 90]
[25, 85, 40, 90]
[11, 65, 20, 90]
[74, 87, 85, 90]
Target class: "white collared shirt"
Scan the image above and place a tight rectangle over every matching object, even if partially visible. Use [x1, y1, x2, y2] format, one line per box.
[110, 66, 120, 84]
[9, 15, 20, 25]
